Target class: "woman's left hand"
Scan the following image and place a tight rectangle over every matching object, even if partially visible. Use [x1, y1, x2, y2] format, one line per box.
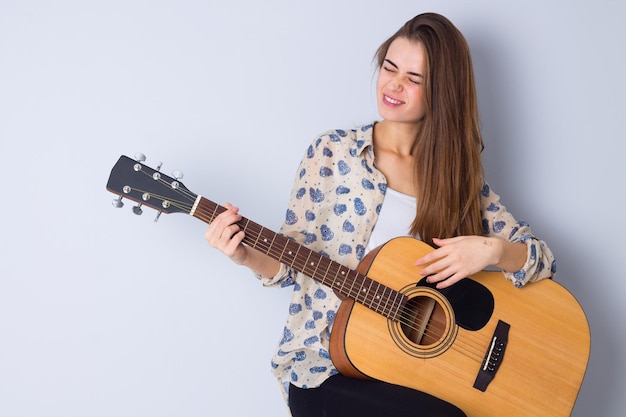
[414, 236, 503, 289]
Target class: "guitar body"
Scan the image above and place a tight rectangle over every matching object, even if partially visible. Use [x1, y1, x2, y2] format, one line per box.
[330, 237, 590, 417]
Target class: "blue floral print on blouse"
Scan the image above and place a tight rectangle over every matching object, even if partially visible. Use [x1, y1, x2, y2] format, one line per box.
[258, 123, 556, 403]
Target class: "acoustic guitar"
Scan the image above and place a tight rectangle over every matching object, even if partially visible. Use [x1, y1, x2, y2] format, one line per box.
[106, 155, 590, 417]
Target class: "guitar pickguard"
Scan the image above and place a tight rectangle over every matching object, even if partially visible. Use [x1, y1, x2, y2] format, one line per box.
[419, 277, 495, 331]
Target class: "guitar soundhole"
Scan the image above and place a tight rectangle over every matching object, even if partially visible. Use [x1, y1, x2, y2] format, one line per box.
[390, 288, 456, 358]
[401, 296, 447, 346]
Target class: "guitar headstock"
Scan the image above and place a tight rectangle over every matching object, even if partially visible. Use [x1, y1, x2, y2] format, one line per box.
[106, 154, 197, 218]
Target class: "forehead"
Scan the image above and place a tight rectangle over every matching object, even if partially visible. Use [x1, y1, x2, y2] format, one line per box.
[385, 37, 426, 70]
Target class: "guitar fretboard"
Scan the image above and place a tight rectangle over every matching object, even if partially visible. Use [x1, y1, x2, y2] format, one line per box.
[192, 196, 406, 321]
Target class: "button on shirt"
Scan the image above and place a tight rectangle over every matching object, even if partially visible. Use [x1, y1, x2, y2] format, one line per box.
[259, 123, 556, 403]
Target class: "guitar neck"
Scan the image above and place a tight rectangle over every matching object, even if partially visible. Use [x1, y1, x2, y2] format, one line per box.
[191, 195, 406, 321]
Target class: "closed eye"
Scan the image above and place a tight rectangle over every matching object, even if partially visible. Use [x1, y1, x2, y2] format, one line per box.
[383, 59, 423, 84]
[383, 59, 398, 72]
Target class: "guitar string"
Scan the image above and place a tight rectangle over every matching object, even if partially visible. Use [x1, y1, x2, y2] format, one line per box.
[131, 169, 198, 213]
[189, 202, 488, 348]
[151, 191, 491, 363]
[192, 204, 411, 317]
[195, 203, 425, 322]
[126, 187, 194, 213]
[191, 202, 491, 361]
[141, 182, 440, 335]
[132, 176, 491, 364]
[198, 202, 485, 362]
[232, 212, 492, 351]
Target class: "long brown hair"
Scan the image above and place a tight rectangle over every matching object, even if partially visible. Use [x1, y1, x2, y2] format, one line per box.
[375, 13, 485, 245]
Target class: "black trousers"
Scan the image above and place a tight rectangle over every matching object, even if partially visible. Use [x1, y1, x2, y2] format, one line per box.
[289, 374, 466, 417]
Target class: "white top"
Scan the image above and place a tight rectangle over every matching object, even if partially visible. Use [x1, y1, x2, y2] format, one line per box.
[366, 187, 417, 252]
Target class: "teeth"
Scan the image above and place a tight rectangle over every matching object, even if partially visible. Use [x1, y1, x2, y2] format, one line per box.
[385, 95, 402, 105]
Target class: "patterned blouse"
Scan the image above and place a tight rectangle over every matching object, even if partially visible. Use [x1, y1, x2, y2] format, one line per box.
[259, 123, 556, 403]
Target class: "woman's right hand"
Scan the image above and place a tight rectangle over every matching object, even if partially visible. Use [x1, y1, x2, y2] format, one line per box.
[204, 203, 249, 265]
[205, 203, 282, 278]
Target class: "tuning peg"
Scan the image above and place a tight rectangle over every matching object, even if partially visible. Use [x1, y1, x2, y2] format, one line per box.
[172, 170, 184, 180]
[112, 196, 124, 208]
[132, 204, 143, 215]
[154, 211, 162, 223]
[134, 153, 146, 162]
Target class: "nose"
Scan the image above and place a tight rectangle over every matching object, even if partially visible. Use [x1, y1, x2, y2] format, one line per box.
[387, 75, 405, 92]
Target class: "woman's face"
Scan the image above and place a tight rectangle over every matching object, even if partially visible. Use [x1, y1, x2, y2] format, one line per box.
[376, 37, 427, 124]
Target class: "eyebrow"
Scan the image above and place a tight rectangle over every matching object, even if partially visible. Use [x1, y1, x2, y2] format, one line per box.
[384, 58, 423, 78]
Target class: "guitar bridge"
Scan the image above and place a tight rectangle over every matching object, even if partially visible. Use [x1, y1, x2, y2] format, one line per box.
[473, 320, 510, 392]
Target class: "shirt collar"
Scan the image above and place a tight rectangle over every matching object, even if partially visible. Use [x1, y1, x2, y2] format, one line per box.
[355, 122, 376, 157]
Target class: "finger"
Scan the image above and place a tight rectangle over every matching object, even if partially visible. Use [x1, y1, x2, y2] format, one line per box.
[225, 222, 244, 246]
[223, 202, 239, 214]
[432, 236, 462, 247]
[435, 274, 465, 289]
[415, 247, 448, 267]
[213, 209, 242, 231]
[417, 251, 454, 276]
[424, 267, 452, 284]
[205, 212, 235, 240]
[205, 213, 242, 247]
[428, 262, 471, 287]
[221, 230, 246, 258]
[422, 255, 463, 280]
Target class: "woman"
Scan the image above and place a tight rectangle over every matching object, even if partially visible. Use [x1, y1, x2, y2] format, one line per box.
[205, 12, 555, 417]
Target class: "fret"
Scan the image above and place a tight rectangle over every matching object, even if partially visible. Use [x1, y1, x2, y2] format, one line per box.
[332, 263, 348, 297]
[290, 241, 302, 268]
[294, 246, 307, 272]
[259, 234, 269, 250]
[307, 254, 323, 284]
[366, 282, 376, 313]
[357, 275, 368, 303]
[338, 265, 348, 294]
[259, 230, 273, 256]
[385, 293, 395, 315]
[360, 277, 371, 305]
[301, 250, 314, 278]
[319, 258, 333, 287]
[354, 276, 364, 304]
[337, 266, 349, 297]
[362, 279, 375, 309]
[265, 232, 277, 257]
[277, 235, 289, 264]
[209, 200, 219, 222]
[372, 281, 384, 314]
[383, 287, 391, 313]
[252, 224, 262, 250]
[283, 239, 295, 266]
[390, 288, 404, 321]
[326, 262, 339, 290]
[302, 250, 314, 273]
[346, 269, 359, 300]
[242, 218, 252, 237]
[290, 240, 304, 271]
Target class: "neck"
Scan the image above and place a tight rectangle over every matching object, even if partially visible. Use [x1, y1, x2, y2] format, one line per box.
[374, 120, 420, 156]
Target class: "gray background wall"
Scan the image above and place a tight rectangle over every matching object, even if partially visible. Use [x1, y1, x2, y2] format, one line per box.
[1, 1, 623, 416]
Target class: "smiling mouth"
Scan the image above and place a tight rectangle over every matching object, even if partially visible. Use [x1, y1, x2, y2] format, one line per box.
[383, 94, 403, 105]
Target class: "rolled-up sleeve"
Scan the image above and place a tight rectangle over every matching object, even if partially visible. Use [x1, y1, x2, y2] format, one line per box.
[480, 183, 556, 287]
